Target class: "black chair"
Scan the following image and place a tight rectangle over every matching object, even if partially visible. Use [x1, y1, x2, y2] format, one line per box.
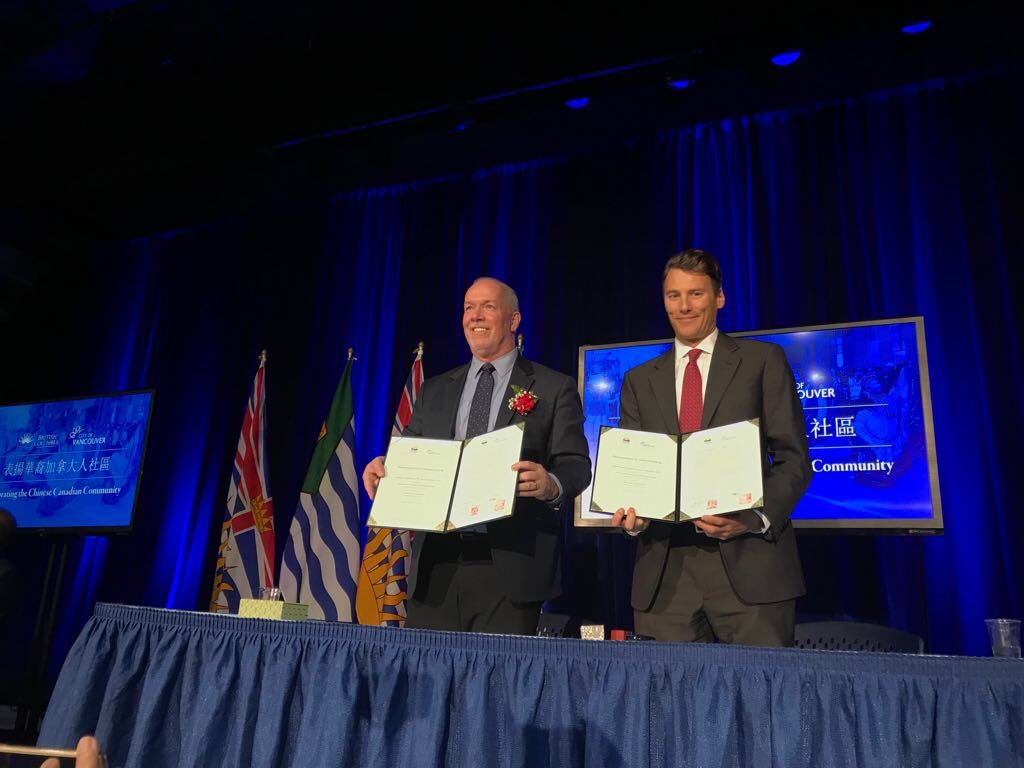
[794, 621, 925, 654]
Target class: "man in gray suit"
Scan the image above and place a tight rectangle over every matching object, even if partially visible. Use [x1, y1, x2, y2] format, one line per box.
[611, 249, 811, 646]
[363, 277, 591, 634]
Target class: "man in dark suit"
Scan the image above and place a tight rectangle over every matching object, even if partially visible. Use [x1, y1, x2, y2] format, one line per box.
[0, 508, 20, 637]
[362, 277, 591, 634]
[611, 249, 811, 646]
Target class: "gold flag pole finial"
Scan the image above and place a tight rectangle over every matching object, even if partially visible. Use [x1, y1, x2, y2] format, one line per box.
[347, 347, 355, 362]
[259, 349, 269, 363]
[415, 340, 424, 357]
[516, 333, 524, 353]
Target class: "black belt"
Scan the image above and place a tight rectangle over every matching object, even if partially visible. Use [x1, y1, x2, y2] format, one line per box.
[669, 522, 717, 549]
[455, 531, 491, 561]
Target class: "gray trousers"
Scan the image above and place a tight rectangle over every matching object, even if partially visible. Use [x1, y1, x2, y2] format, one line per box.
[634, 541, 795, 646]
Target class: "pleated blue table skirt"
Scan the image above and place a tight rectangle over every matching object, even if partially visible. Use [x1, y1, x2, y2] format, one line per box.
[38, 603, 1024, 768]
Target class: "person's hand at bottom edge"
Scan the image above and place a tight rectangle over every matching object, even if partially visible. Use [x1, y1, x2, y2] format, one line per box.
[40, 735, 103, 768]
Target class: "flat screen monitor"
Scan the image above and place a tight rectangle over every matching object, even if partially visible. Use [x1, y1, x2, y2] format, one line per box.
[576, 317, 942, 532]
[0, 390, 155, 534]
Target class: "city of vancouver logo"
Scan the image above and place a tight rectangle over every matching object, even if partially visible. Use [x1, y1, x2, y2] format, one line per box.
[796, 381, 836, 400]
[69, 425, 107, 446]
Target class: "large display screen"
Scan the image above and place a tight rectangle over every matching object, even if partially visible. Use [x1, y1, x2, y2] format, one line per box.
[0, 390, 154, 533]
[576, 318, 942, 531]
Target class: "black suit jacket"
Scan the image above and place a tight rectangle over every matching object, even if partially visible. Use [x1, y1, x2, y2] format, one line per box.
[0, 555, 20, 636]
[404, 354, 591, 603]
[620, 333, 812, 607]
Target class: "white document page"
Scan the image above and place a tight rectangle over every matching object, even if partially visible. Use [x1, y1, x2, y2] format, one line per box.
[366, 436, 463, 531]
[446, 423, 524, 529]
[678, 420, 764, 520]
[590, 427, 678, 521]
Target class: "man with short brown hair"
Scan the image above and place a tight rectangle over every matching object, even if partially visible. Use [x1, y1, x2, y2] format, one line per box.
[611, 249, 811, 646]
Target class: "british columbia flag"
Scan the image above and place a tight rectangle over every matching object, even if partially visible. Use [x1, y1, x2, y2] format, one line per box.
[355, 343, 424, 626]
[210, 351, 275, 612]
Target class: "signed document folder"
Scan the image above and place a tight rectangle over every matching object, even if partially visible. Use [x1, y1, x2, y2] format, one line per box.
[367, 423, 524, 532]
[590, 419, 764, 521]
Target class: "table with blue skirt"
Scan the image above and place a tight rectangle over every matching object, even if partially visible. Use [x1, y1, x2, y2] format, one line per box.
[38, 603, 1024, 767]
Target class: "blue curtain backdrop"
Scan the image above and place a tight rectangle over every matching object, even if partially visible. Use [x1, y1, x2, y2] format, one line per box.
[1, 69, 1021, 684]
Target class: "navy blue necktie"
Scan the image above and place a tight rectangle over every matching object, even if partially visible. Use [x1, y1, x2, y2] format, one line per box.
[466, 363, 495, 439]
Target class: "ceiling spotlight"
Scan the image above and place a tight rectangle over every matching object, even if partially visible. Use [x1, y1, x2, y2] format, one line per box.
[565, 97, 590, 110]
[771, 51, 801, 67]
[667, 78, 693, 91]
[900, 20, 932, 35]
[453, 120, 474, 132]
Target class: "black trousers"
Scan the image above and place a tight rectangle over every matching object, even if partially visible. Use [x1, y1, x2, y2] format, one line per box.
[406, 533, 542, 635]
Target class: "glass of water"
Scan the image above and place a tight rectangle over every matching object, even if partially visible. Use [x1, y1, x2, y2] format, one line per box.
[985, 618, 1021, 658]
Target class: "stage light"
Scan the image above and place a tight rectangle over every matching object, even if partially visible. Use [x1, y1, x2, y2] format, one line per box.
[667, 78, 693, 91]
[901, 20, 932, 35]
[771, 51, 801, 67]
[565, 97, 590, 110]
[453, 120, 474, 132]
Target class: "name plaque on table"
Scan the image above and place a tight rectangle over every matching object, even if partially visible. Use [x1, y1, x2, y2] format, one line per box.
[238, 599, 309, 621]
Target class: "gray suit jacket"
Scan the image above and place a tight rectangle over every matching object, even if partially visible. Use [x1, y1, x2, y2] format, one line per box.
[620, 333, 811, 607]
[404, 354, 591, 603]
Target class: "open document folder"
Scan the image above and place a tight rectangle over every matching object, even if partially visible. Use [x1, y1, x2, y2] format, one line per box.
[366, 423, 524, 532]
[590, 419, 764, 522]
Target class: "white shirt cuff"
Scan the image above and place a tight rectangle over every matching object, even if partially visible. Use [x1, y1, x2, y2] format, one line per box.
[547, 473, 564, 506]
[753, 509, 770, 534]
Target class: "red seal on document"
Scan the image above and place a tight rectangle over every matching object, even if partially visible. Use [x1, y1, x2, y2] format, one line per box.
[493, 499, 506, 512]
[469, 505, 479, 517]
[740, 492, 752, 504]
[507, 386, 539, 416]
[706, 499, 718, 510]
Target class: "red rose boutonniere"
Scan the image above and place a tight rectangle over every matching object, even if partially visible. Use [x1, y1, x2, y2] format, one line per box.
[508, 385, 540, 416]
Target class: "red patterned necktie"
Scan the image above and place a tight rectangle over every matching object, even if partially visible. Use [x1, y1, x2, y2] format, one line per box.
[678, 348, 703, 433]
